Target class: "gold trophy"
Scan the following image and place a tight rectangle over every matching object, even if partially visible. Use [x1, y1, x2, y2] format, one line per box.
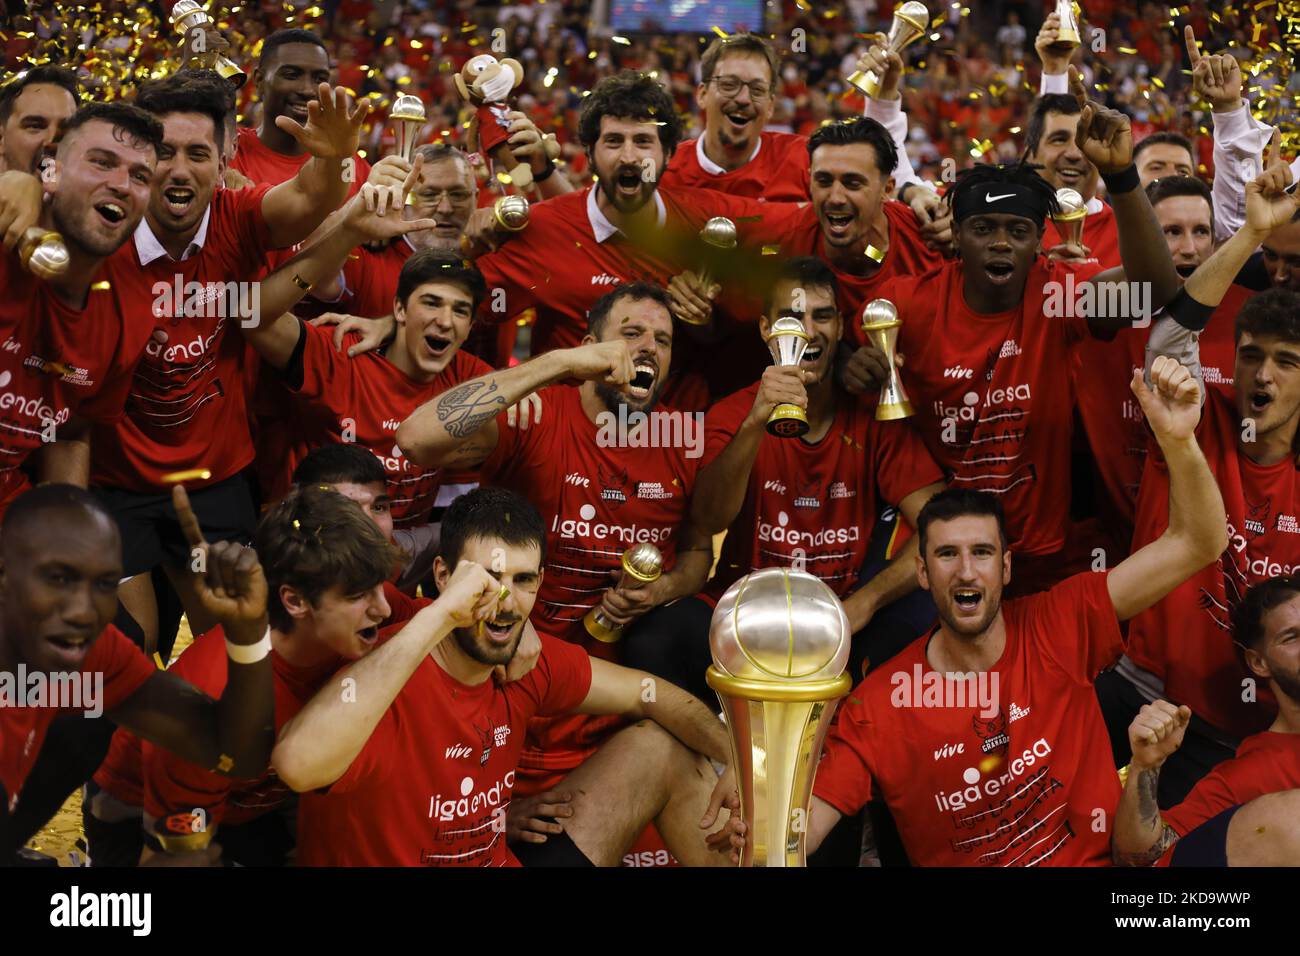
[765, 316, 811, 437]
[583, 542, 663, 643]
[696, 216, 737, 298]
[390, 94, 427, 206]
[1051, 187, 1086, 247]
[1049, 0, 1082, 53]
[707, 568, 851, 867]
[170, 0, 247, 88]
[846, 2, 931, 99]
[493, 194, 530, 232]
[861, 299, 913, 421]
[18, 227, 69, 280]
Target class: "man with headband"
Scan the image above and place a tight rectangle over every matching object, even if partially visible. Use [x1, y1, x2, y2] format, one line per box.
[843, 75, 1180, 595]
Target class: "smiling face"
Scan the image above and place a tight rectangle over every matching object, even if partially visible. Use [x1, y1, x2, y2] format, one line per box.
[1235, 332, 1300, 440]
[591, 114, 665, 216]
[393, 279, 474, 380]
[435, 536, 542, 667]
[1153, 194, 1214, 277]
[48, 119, 156, 258]
[917, 514, 1011, 639]
[810, 141, 894, 254]
[1, 82, 77, 174]
[148, 112, 223, 239]
[1030, 110, 1098, 201]
[0, 507, 122, 674]
[1136, 141, 1194, 186]
[406, 156, 477, 251]
[1249, 595, 1300, 705]
[956, 212, 1042, 302]
[281, 580, 392, 661]
[760, 277, 839, 385]
[698, 52, 775, 156]
[591, 294, 674, 414]
[257, 42, 331, 127]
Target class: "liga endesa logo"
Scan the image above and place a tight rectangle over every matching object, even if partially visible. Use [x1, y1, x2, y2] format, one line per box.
[427, 770, 515, 822]
[550, 503, 673, 545]
[757, 511, 861, 548]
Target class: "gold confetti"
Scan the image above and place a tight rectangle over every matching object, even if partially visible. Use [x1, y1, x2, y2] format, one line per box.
[711, 26, 729, 38]
[216, 754, 233, 773]
[979, 755, 1002, 774]
[761, 245, 781, 255]
[1117, 46, 1138, 54]
[865, 244, 884, 262]
[91, 281, 111, 291]
[611, 35, 631, 44]
[163, 469, 213, 483]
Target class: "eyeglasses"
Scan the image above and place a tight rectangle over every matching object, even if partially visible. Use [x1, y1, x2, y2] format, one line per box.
[709, 75, 771, 100]
[415, 188, 475, 205]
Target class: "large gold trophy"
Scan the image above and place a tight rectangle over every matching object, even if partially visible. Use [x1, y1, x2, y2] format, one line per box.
[170, 0, 247, 88]
[765, 316, 811, 437]
[707, 568, 851, 867]
[1051, 187, 1086, 247]
[1049, 0, 1083, 54]
[583, 542, 663, 644]
[860, 299, 913, 421]
[389, 94, 427, 206]
[846, 2, 931, 99]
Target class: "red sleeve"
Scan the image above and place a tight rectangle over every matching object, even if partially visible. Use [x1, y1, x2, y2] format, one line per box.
[870, 415, 944, 508]
[1162, 761, 1241, 837]
[812, 689, 876, 816]
[524, 635, 594, 717]
[1023, 571, 1125, 682]
[292, 319, 358, 417]
[700, 385, 755, 468]
[475, 235, 541, 324]
[86, 625, 158, 714]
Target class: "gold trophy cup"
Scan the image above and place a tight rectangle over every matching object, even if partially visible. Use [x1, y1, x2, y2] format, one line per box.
[696, 216, 737, 298]
[707, 568, 852, 867]
[583, 542, 664, 644]
[861, 299, 913, 421]
[170, 0, 247, 88]
[390, 94, 427, 206]
[1049, 0, 1083, 54]
[18, 227, 69, 280]
[1051, 187, 1087, 248]
[846, 2, 931, 99]
[765, 316, 811, 437]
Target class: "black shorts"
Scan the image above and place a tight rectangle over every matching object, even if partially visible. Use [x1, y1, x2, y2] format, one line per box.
[96, 473, 257, 578]
[512, 820, 596, 867]
[1170, 804, 1238, 867]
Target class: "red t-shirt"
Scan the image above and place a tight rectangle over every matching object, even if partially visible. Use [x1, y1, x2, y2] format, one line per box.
[659, 131, 812, 202]
[1, 625, 155, 814]
[91, 185, 275, 492]
[1163, 731, 1300, 837]
[337, 238, 414, 319]
[475, 185, 808, 356]
[1127, 389, 1290, 739]
[0, 253, 152, 515]
[479, 384, 700, 784]
[869, 258, 1091, 558]
[230, 126, 371, 197]
[814, 572, 1125, 866]
[702, 382, 942, 600]
[296, 634, 592, 866]
[282, 322, 491, 526]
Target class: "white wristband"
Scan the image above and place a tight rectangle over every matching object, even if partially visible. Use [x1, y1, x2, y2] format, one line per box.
[226, 628, 272, 665]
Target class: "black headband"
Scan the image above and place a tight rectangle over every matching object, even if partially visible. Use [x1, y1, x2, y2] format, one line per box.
[952, 181, 1051, 227]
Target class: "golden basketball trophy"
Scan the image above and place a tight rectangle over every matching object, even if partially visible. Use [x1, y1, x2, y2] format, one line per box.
[1049, 0, 1083, 53]
[1051, 187, 1087, 247]
[493, 195, 530, 232]
[861, 299, 913, 421]
[706, 568, 852, 867]
[389, 94, 427, 206]
[694, 216, 738, 318]
[764, 316, 811, 437]
[18, 227, 68, 279]
[583, 542, 663, 643]
[846, 2, 931, 99]
[170, 0, 247, 87]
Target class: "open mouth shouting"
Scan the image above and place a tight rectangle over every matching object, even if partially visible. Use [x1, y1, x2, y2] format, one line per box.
[480, 616, 519, 646]
[628, 361, 657, 399]
[614, 165, 646, 200]
[822, 208, 856, 241]
[356, 624, 381, 648]
[1056, 166, 1087, 188]
[1248, 388, 1274, 415]
[723, 108, 755, 134]
[983, 259, 1016, 285]
[95, 200, 127, 227]
[951, 587, 984, 616]
[424, 331, 454, 360]
[800, 341, 825, 370]
[162, 186, 195, 218]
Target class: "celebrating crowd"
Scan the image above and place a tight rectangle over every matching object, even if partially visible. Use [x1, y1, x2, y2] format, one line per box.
[0, 0, 1298, 869]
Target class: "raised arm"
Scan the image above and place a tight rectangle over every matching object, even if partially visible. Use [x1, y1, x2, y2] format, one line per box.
[1113, 700, 1191, 865]
[1106, 357, 1227, 621]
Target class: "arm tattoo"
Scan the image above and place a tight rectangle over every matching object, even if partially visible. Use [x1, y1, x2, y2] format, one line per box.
[437, 380, 508, 439]
[1113, 766, 1181, 866]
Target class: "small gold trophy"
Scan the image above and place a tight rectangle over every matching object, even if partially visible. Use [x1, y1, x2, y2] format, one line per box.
[1051, 187, 1087, 247]
[170, 0, 247, 88]
[846, 2, 931, 99]
[696, 216, 737, 301]
[493, 194, 530, 232]
[18, 227, 69, 280]
[861, 299, 913, 421]
[707, 568, 852, 867]
[390, 94, 427, 206]
[765, 316, 811, 437]
[1049, 0, 1083, 54]
[583, 542, 664, 644]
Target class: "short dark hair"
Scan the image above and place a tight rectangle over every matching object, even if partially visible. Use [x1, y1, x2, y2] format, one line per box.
[255, 486, 398, 633]
[763, 255, 839, 315]
[0, 66, 80, 125]
[1025, 94, 1080, 156]
[916, 489, 1007, 555]
[438, 487, 546, 569]
[2, 484, 116, 554]
[259, 28, 329, 69]
[807, 116, 898, 176]
[134, 72, 234, 153]
[586, 281, 673, 338]
[699, 32, 780, 87]
[292, 443, 387, 488]
[396, 249, 487, 312]
[579, 70, 682, 158]
[1146, 174, 1213, 231]
[1230, 574, 1300, 651]
[1134, 130, 1194, 166]
[58, 102, 163, 159]
[1235, 288, 1300, 345]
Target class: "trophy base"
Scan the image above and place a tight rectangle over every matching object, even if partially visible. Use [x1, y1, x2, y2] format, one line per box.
[846, 71, 881, 99]
[1047, 38, 1080, 54]
[583, 608, 623, 644]
[875, 399, 914, 422]
[767, 405, 810, 438]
